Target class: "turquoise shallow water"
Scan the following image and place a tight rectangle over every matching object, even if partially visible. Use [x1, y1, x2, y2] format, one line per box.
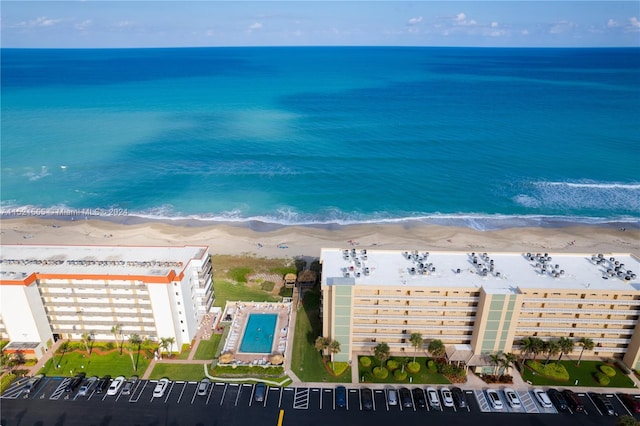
[239, 314, 277, 354]
[1, 47, 639, 229]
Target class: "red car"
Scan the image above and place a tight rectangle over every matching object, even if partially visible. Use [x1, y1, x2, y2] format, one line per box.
[620, 393, 640, 413]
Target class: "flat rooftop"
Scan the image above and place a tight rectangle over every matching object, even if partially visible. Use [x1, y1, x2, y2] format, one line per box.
[320, 248, 640, 292]
[0, 244, 208, 281]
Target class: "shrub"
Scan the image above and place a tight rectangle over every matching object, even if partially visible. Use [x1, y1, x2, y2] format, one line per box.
[104, 342, 115, 350]
[406, 361, 420, 373]
[260, 281, 275, 291]
[595, 372, 611, 386]
[427, 360, 437, 373]
[525, 360, 569, 381]
[362, 371, 373, 382]
[394, 369, 407, 381]
[386, 360, 399, 371]
[278, 286, 293, 297]
[360, 356, 372, 368]
[0, 373, 17, 394]
[599, 365, 617, 377]
[373, 367, 389, 379]
[228, 267, 252, 283]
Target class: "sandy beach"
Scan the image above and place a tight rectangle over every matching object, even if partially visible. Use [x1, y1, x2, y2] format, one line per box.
[1, 217, 638, 259]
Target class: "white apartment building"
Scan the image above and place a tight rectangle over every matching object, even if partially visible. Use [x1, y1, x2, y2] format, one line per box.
[0, 245, 213, 359]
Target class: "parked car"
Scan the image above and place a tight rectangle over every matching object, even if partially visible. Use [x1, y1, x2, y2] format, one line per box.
[412, 387, 426, 408]
[504, 388, 521, 408]
[399, 387, 413, 409]
[254, 382, 266, 402]
[440, 387, 454, 408]
[65, 372, 86, 392]
[153, 378, 170, 398]
[77, 376, 98, 396]
[426, 387, 440, 409]
[335, 386, 347, 408]
[451, 387, 467, 409]
[360, 387, 373, 411]
[121, 376, 138, 396]
[486, 389, 503, 410]
[547, 388, 568, 412]
[23, 374, 44, 395]
[107, 375, 125, 396]
[533, 388, 553, 409]
[590, 392, 615, 416]
[620, 393, 640, 413]
[387, 388, 398, 406]
[95, 375, 111, 394]
[197, 378, 210, 396]
[562, 389, 584, 412]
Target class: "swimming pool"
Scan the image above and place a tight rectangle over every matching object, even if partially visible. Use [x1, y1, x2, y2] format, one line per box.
[239, 313, 277, 354]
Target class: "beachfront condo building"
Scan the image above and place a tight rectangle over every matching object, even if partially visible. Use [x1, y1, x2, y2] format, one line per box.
[320, 248, 640, 370]
[0, 245, 213, 359]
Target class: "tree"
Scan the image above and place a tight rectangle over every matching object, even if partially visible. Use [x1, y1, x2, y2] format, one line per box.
[167, 337, 176, 356]
[616, 415, 639, 426]
[530, 337, 545, 361]
[373, 342, 390, 366]
[81, 332, 93, 355]
[111, 324, 124, 355]
[500, 353, 517, 380]
[576, 337, 595, 366]
[314, 336, 329, 359]
[409, 333, 423, 363]
[329, 340, 341, 359]
[557, 337, 575, 363]
[127, 334, 142, 371]
[0, 351, 10, 372]
[489, 352, 502, 376]
[544, 340, 560, 366]
[159, 337, 170, 359]
[520, 337, 534, 363]
[428, 339, 446, 360]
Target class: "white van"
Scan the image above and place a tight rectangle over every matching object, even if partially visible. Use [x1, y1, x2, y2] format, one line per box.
[426, 387, 441, 409]
[486, 389, 503, 410]
[534, 388, 553, 408]
[387, 388, 398, 406]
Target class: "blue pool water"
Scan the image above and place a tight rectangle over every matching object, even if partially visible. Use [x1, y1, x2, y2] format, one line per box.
[239, 314, 277, 354]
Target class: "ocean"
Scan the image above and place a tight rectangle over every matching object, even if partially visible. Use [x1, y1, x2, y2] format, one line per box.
[1, 47, 639, 230]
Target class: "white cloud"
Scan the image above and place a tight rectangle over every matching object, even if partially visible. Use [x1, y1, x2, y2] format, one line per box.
[407, 16, 423, 26]
[521, 29, 530, 35]
[75, 19, 92, 31]
[629, 17, 640, 31]
[491, 22, 499, 28]
[607, 19, 620, 28]
[455, 12, 466, 22]
[549, 20, 576, 34]
[248, 22, 263, 30]
[19, 16, 61, 28]
[453, 12, 477, 27]
[115, 20, 135, 28]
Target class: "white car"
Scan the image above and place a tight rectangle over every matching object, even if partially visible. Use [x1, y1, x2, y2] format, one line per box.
[107, 375, 125, 396]
[153, 378, 170, 398]
[504, 388, 521, 408]
[426, 387, 441, 409]
[533, 388, 553, 408]
[440, 387, 454, 407]
[486, 389, 503, 410]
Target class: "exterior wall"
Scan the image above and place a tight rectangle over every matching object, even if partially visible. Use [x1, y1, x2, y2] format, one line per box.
[148, 284, 181, 346]
[0, 284, 52, 346]
[472, 290, 523, 354]
[331, 284, 353, 362]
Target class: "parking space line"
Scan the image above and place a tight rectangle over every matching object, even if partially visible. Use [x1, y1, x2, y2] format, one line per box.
[615, 394, 634, 416]
[175, 381, 187, 404]
[163, 381, 176, 403]
[321, 388, 330, 410]
[234, 384, 243, 406]
[278, 387, 283, 407]
[205, 383, 215, 405]
[220, 383, 228, 406]
[129, 380, 146, 403]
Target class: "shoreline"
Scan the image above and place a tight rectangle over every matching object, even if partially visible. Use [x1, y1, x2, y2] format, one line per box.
[2, 217, 639, 259]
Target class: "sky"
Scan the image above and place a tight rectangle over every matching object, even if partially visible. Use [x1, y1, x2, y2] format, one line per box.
[1, 1, 639, 48]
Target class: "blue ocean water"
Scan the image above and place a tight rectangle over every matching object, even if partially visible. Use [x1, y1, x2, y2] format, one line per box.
[1, 47, 639, 229]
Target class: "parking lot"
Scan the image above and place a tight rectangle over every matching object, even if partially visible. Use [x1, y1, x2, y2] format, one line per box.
[2, 377, 639, 426]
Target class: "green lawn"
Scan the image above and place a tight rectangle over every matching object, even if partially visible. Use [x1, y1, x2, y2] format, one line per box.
[148, 363, 210, 381]
[290, 290, 351, 383]
[521, 359, 636, 388]
[38, 349, 150, 378]
[194, 333, 224, 360]
[358, 357, 451, 385]
[213, 279, 278, 308]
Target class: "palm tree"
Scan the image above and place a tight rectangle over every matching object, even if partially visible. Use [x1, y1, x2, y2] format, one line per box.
[329, 340, 341, 362]
[409, 333, 423, 363]
[544, 340, 560, 366]
[489, 352, 502, 376]
[373, 342, 390, 366]
[81, 332, 93, 355]
[111, 324, 123, 355]
[314, 336, 329, 359]
[499, 353, 517, 380]
[166, 337, 176, 356]
[520, 337, 534, 363]
[127, 334, 142, 371]
[530, 337, 545, 361]
[576, 337, 595, 366]
[557, 337, 575, 363]
[159, 337, 170, 359]
[427, 339, 446, 360]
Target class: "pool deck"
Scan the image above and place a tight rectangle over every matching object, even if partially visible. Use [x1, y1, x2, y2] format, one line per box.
[220, 301, 292, 366]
